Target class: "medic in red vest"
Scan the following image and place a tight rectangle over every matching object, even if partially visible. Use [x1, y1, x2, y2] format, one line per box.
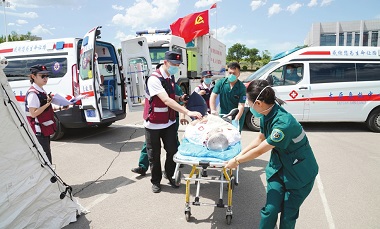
[25, 64, 56, 163]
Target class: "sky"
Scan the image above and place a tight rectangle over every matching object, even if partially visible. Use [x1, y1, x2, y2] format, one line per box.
[1, 0, 380, 56]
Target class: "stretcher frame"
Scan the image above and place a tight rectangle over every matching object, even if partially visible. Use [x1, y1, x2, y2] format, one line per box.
[173, 154, 239, 225]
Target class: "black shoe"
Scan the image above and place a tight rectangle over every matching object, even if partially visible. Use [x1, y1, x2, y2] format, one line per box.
[168, 178, 180, 189]
[152, 184, 161, 193]
[131, 167, 146, 176]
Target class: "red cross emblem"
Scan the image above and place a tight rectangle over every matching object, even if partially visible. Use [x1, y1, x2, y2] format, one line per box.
[289, 90, 298, 99]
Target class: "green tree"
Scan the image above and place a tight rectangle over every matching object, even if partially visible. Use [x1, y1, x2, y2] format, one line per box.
[260, 50, 271, 65]
[226, 43, 248, 64]
[0, 31, 39, 43]
[245, 48, 260, 69]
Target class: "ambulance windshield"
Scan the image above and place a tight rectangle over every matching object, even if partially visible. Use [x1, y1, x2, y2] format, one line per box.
[243, 61, 279, 82]
[149, 47, 169, 64]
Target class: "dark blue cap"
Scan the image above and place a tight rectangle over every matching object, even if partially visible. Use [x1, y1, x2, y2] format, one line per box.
[165, 51, 182, 64]
[202, 70, 213, 77]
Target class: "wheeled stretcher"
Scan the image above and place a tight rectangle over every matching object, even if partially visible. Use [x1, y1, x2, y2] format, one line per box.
[172, 111, 241, 225]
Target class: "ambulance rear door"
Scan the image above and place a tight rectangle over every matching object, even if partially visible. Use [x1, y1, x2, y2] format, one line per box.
[78, 26, 105, 122]
[121, 37, 151, 112]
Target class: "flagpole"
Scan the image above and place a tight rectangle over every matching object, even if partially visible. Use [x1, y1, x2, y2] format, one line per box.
[215, 6, 217, 39]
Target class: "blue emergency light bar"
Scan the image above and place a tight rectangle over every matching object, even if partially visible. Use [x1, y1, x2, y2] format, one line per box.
[136, 29, 171, 36]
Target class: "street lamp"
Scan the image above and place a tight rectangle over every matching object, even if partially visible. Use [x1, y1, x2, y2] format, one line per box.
[1, 0, 10, 42]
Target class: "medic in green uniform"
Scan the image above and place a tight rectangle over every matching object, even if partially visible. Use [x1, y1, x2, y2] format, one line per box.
[226, 79, 319, 229]
[209, 62, 247, 131]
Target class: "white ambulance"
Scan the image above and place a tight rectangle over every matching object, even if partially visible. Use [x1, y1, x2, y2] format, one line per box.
[243, 46, 380, 132]
[0, 26, 151, 140]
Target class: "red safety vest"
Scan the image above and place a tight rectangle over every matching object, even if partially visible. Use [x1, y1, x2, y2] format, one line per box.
[143, 70, 176, 124]
[25, 86, 56, 137]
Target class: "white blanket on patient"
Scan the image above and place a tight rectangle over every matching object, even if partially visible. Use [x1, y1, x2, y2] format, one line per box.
[183, 115, 241, 149]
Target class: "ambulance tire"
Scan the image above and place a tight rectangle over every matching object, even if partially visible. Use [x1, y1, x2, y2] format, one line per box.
[245, 111, 260, 132]
[50, 115, 65, 141]
[366, 107, 380, 133]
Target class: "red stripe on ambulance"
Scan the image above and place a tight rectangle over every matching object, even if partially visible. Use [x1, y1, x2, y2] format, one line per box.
[300, 51, 331, 55]
[0, 48, 13, 54]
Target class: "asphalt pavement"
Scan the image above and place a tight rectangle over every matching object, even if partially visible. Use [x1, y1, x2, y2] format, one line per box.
[55, 73, 380, 228]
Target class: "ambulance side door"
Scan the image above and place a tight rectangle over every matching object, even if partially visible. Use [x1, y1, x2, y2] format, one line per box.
[268, 63, 310, 121]
[121, 37, 151, 112]
[78, 27, 103, 122]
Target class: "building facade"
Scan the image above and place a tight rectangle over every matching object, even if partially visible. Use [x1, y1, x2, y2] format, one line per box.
[305, 19, 380, 47]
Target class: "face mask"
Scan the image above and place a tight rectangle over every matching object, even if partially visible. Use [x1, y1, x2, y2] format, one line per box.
[204, 78, 212, 84]
[286, 69, 292, 74]
[228, 74, 237, 82]
[250, 107, 263, 118]
[168, 66, 179, 76]
[249, 85, 271, 118]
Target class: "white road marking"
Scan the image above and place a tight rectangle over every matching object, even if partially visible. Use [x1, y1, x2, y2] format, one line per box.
[316, 173, 336, 229]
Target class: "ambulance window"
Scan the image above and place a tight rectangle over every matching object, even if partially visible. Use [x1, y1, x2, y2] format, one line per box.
[356, 63, 380, 81]
[310, 63, 356, 84]
[4, 58, 67, 81]
[149, 47, 169, 64]
[268, 64, 303, 86]
[79, 51, 93, 80]
[268, 66, 285, 86]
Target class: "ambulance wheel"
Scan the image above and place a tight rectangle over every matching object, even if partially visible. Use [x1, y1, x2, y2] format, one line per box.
[174, 170, 182, 186]
[366, 107, 380, 133]
[245, 111, 260, 132]
[226, 215, 232, 225]
[50, 115, 65, 141]
[185, 211, 191, 221]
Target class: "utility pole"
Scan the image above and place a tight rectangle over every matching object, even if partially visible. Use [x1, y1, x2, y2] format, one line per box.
[1, 0, 10, 42]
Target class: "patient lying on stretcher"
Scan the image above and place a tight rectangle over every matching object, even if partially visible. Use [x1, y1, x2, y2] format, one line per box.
[183, 114, 241, 152]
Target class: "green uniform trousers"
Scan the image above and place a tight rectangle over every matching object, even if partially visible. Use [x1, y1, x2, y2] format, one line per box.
[260, 171, 315, 229]
[138, 117, 180, 171]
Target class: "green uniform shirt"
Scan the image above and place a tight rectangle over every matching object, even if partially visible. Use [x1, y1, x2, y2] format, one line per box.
[260, 104, 319, 189]
[213, 78, 246, 131]
[213, 78, 246, 115]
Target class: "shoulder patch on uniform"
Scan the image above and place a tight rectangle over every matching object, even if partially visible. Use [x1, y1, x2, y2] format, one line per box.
[270, 128, 284, 142]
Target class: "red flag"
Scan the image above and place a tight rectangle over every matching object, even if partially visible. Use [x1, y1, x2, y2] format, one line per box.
[170, 10, 209, 43]
[210, 3, 217, 9]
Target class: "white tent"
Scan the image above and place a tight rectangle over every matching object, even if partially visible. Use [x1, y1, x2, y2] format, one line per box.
[0, 56, 83, 228]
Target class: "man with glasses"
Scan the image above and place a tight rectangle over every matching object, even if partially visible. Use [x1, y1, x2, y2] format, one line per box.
[25, 65, 56, 164]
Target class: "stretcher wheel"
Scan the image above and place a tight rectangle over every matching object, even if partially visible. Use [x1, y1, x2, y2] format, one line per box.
[174, 170, 182, 186]
[185, 211, 191, 221]
[226, 215, 232, 225]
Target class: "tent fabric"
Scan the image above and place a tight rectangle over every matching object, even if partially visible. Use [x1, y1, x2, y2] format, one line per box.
[0, 59, 83, 228]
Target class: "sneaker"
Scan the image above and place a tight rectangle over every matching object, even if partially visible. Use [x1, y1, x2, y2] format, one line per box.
[152, 184, 161, 193]
[131, 167, 146, 176]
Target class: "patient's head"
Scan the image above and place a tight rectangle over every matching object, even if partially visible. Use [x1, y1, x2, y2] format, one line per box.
[206, 128, 229, 151]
